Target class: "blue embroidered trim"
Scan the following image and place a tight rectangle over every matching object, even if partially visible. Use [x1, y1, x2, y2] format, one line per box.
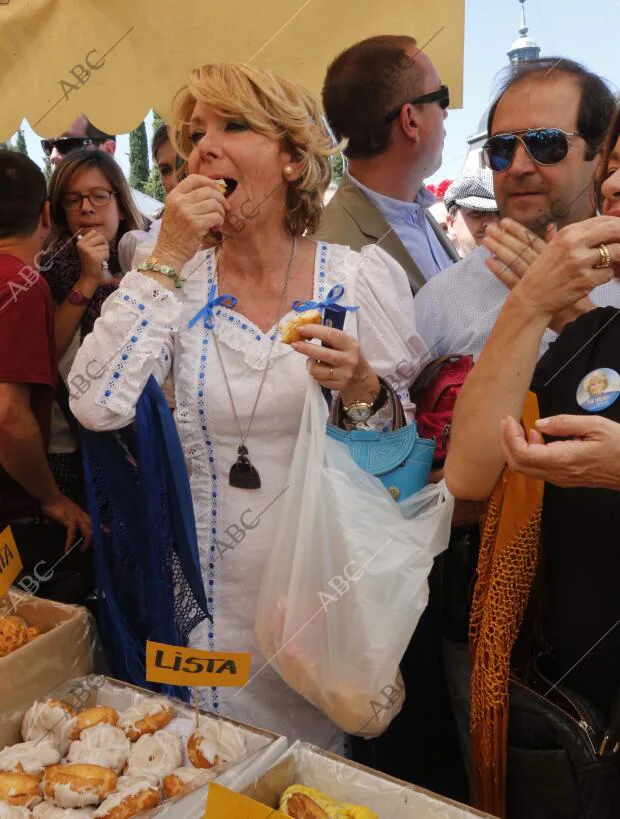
[98, 293, 151, 404]
[198, 254, 220, 712]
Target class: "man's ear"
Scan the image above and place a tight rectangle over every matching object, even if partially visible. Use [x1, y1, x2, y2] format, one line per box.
[400, 104, 420, 143]
[41, 201, 51, 231]
[101, 139, 116, 157]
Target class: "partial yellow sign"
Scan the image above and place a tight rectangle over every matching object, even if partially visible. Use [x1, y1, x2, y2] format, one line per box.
[205, 783, 288, 818]
[145, 641, 251, 687]
[0, 526, 22, 597]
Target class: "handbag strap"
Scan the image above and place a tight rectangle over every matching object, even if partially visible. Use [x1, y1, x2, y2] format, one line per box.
[329, 377, 406, 430]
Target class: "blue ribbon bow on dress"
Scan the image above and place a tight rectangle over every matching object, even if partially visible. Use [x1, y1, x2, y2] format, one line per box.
[291, 284, 359, 315]
[188, 283, 238, 330]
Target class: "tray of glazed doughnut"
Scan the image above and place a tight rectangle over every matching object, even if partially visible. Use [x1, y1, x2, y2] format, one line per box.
[0, 676, 287, 819]
[242, 741, 496, 819]
[0, 591, 96, 719]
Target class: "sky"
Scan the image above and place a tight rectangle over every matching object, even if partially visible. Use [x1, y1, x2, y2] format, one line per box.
[13, 0, 620, 187]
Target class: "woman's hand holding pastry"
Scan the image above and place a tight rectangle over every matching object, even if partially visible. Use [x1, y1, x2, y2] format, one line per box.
[151, 175, 229, 271]
[291, 324, 380, 405]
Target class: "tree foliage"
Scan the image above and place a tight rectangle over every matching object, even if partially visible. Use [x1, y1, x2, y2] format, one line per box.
[331, 153, 346, 184]
[129, 121, 149, 193]
[15, 129, 28, 155]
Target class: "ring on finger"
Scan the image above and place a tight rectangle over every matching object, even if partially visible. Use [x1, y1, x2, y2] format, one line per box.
[593, 243, 612, 269]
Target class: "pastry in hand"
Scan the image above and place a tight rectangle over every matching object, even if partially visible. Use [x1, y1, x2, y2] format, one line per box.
[117, 700, 173, 742]
[67, 725, 130, 774]
[124, 732, 182, 779]
[72, 709, 118, 740]
[0, 740, 60, 775]
[42, 764, 117, 809]
[22, 700, 78, 756]
[187, 718, 245, 769]
[162, 766, 216, 799]
[0, 771, 42, 808]
[279, 310, 322, 345]
[279, 785, 378, 819]
[92, 775, 161, 819]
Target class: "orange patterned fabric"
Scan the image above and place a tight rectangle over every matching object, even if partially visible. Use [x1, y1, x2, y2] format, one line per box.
[469, 392, 544, 818]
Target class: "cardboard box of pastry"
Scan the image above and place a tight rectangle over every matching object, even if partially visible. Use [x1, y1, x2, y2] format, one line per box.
[0, 589, 95, 724]
[0, 675, 287, 819]
[240, 741, 497, 818]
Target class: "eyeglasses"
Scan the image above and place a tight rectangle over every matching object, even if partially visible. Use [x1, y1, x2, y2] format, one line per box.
[483, 128, 585, 172]
[385, 85, 450, 124]
[41, 137, 105, 157]
[61, 189, 115, 210]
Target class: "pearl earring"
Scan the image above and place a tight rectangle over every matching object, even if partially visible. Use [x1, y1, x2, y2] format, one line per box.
[283, 164, 294, 179]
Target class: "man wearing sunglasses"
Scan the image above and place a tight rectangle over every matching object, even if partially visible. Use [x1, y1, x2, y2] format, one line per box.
[314, 35, 459, 294]
[414, 57, 619, 364]
[40, 114, 116, 170]
[412, 56, 620, 793]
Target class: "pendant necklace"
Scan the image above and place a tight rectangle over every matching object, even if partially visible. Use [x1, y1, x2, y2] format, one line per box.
[211, 235, 297, 489]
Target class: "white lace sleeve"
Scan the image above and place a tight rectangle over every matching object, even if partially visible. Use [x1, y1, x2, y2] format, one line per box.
[68, 270, 182, 431]
[354, 244, 429, 422]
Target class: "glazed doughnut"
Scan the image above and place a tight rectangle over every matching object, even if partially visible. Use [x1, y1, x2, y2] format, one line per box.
[279, 310, 322, 345]
[0, 771, 41, 807]
[0, 802, 32, 819]
[93, 776, 161, 819]
[124, 732, 182, 779]
[71, 710, 118, 741]
[116, 700, 172, 742]
[33, 805, 94, 819]
[42, 765, 117, 809]
[0, 741, 60, 775]
[0, 617, 29, 657]
[22, 701, 78, 756]
[187, 718, 246, 769]
[162, 767, 216, 799]
[67, 726, 130, 775]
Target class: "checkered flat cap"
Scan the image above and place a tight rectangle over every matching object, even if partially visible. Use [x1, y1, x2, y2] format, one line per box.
[444, 169, 497, 212]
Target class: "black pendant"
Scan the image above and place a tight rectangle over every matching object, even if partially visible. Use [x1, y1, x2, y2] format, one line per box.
[229, 445, 261, 489]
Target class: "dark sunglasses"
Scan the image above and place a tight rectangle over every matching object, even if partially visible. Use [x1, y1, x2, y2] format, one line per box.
[385, 84, 450, 124]
[41, 137, 105, 157]
[483, 128, 585, 172]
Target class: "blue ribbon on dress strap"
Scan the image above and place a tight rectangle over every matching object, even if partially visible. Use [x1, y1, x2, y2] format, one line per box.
[188, 283, 238, 330]
[291, 284, 359, 314]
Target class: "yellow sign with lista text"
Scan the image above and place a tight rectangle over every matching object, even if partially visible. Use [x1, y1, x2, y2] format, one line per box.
[0, 526, 22, 597]
[205, 783, 288, 818]
[145, 641, 251, 687]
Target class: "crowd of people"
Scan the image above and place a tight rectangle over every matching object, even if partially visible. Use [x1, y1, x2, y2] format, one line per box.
[1, 32, 620, 818]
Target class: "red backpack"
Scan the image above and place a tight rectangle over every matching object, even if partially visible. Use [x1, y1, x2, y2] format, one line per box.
[409, 354, 474, 466]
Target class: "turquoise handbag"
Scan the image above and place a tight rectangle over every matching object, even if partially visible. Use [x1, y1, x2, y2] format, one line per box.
[326, 379, 435, 502]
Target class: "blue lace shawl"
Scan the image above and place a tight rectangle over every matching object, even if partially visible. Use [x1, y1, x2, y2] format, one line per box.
[80, 376, 210, 702]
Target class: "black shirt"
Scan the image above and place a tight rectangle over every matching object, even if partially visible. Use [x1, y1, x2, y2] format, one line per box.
[532, 306, 620, 717]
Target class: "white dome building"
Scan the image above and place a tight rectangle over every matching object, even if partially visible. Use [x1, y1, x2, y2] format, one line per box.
[462, 0, 541, 172]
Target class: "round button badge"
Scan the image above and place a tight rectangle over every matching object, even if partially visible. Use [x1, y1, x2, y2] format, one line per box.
[576, 368, 620, 412]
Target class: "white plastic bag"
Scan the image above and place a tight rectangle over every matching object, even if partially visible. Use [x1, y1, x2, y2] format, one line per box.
[255, 379, 454, 737]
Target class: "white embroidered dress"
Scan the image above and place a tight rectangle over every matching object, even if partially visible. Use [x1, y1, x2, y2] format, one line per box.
[69, 241, 427, 751]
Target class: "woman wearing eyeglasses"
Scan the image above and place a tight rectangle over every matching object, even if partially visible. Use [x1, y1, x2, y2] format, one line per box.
[40, 149, 142, 506]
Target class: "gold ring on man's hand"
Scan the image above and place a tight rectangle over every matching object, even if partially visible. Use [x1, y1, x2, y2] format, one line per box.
[594, 243, 612, 269]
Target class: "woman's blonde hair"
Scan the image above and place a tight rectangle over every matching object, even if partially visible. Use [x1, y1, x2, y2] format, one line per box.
[170, 63, 343, 236]
[47, 149, 143, 250]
